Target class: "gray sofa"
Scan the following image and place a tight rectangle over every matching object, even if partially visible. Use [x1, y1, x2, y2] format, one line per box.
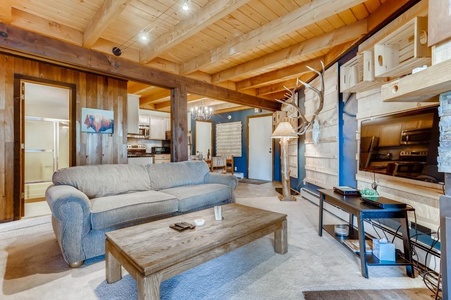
[45, 161, 238, 267]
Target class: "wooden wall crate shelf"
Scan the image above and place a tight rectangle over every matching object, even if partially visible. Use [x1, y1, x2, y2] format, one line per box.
[340, 50, 387, 93]
[374, 16, 431, 78]
[381, 58, 451, 102]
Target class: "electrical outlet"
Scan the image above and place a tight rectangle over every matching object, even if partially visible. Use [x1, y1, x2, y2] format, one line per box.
[234, 167, 237, 171]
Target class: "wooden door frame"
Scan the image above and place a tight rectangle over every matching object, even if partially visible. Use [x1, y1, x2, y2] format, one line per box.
[246, 113, 274, 180]
[13, 75, 76, 219]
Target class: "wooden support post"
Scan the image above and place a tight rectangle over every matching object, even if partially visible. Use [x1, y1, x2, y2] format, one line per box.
[170, 86, 188, 162]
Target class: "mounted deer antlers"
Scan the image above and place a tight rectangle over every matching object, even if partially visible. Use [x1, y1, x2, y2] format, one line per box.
[275, 61, 325, 135]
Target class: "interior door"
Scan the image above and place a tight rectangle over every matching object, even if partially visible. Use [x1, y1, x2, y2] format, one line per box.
[248, 115, 273, 181]
[195, 120, 212, 158]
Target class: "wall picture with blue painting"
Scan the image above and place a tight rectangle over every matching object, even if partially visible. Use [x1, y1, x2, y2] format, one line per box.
[82, 108, 114, 134]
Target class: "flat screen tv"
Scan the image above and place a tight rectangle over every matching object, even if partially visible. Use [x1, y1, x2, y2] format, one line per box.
[359, 107, 444, 185]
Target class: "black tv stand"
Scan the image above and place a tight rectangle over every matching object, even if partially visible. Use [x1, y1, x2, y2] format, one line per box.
[318, 189, 415, 278]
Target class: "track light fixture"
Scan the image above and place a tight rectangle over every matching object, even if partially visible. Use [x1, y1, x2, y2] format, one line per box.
[112, 2, 182, 57]
[112, 46, 122, 57]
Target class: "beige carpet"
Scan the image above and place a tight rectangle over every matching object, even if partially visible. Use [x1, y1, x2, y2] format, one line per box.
[0, 196, 431, 299]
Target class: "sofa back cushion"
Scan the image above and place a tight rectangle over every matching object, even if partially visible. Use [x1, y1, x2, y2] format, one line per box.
[147, 161, 210, 190]
[52, 164, 151, 198]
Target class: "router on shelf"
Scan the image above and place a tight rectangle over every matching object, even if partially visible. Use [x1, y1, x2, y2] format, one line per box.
[333, 186, 360, 196]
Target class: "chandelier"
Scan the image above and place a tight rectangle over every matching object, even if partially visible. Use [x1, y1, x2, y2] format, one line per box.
[191, 106, 212, 120]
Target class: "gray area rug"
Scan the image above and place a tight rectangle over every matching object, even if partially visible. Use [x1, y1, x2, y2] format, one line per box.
[0, 197, 430, 299]
[303, 288, 432, 300]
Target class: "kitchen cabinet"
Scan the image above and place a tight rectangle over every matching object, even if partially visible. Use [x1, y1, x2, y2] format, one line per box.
[127, 94, 140, 134]
[149, 117, 167, 140]
[166, 117, 171, 131]
[154, 154, 170, 164]
[139, 116, 150, 125]
[128, 156, 153, 165]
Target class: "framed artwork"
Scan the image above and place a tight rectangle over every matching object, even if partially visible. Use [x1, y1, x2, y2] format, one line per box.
[81, 108, 114, 134]
[428, 0, 451, 47]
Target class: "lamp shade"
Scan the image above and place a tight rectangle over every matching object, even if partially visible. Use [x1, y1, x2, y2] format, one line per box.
[271, 121, 298, 138]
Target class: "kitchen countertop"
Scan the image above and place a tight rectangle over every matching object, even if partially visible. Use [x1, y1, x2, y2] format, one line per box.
[127, 153, 155, 158]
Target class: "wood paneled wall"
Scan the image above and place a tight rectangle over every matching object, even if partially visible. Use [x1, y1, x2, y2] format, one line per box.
[304, 63, 339, 188]
[0, 53, 128, 222]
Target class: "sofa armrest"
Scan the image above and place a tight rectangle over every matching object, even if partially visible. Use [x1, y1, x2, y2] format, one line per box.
[204, 172, 238, 190]
[45, 185, 92, 265]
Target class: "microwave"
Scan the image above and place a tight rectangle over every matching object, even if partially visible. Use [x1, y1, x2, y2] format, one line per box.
[138, 125, 149, 137]
[400, 128, 431, 145]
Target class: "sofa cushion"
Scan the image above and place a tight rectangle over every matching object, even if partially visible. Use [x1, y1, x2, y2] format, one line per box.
[90, 190, 178, 230]
[52, 164, 151, 199]
[161, 183, 232, 212]
[147, 161, 210, 190]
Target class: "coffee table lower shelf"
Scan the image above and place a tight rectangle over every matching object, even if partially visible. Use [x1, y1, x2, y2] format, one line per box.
[323, 224, 412, 266]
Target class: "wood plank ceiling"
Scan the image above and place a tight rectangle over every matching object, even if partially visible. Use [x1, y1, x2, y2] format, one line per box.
[1, 0, 415, 114]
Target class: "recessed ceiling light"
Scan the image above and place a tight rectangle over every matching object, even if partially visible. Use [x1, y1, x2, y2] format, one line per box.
[139, 31, 149, 43]
[182, 0, 189, 11]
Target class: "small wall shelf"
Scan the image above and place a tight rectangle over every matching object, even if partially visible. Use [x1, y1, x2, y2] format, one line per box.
[340, 50, 387, 93]
[381, 58, 451, 102]
[374, 16, 431, 78]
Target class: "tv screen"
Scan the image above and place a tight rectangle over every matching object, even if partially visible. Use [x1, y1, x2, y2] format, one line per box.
[359, 107, 444, 185]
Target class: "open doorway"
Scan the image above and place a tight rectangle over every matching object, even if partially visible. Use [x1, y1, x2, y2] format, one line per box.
[14, 78, 74, 219]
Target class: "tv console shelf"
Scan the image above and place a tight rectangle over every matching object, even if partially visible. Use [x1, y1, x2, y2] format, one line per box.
[322, 224, 412, 267]
[318, 189, 415, 278]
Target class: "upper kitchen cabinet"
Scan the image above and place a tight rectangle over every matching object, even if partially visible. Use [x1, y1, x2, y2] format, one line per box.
[127, 94, 140, 134]
[139, 109, 170, 140]
[149, 116, 167, 140]
[139, 115, 150, 126]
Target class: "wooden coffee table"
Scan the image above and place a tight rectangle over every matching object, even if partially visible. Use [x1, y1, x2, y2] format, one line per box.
[105, 203, 287, 300]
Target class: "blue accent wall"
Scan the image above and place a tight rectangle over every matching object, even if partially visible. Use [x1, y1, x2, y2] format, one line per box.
[191, 46, 359, 188]
[192, 109, 280, 179]
[338, 48, 358, 187]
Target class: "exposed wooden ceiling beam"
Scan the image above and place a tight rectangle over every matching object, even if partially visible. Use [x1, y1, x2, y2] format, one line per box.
[264, 91, 291, 101]
[181, 0, 366, 75]
[256, 74, 313, 96]
[0, 23, 279, 111]
[0, 0, 12, 23]
[83, 0, 132, 48]
[127, 82, 155, 95]
[366, 0, 416, 32]
[235, 57, 324, 90]
[212, 19, 367, 83]
[140, 89, 171, 104]
[139, 0, 251, 63]
[324, 41, 358, 65]
[213, 104, 250, 114]
[154, 94, 205, 110]
[11, 8, 83, 46]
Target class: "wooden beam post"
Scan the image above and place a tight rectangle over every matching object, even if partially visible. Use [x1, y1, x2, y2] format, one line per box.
[170, 87, 188, 162]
